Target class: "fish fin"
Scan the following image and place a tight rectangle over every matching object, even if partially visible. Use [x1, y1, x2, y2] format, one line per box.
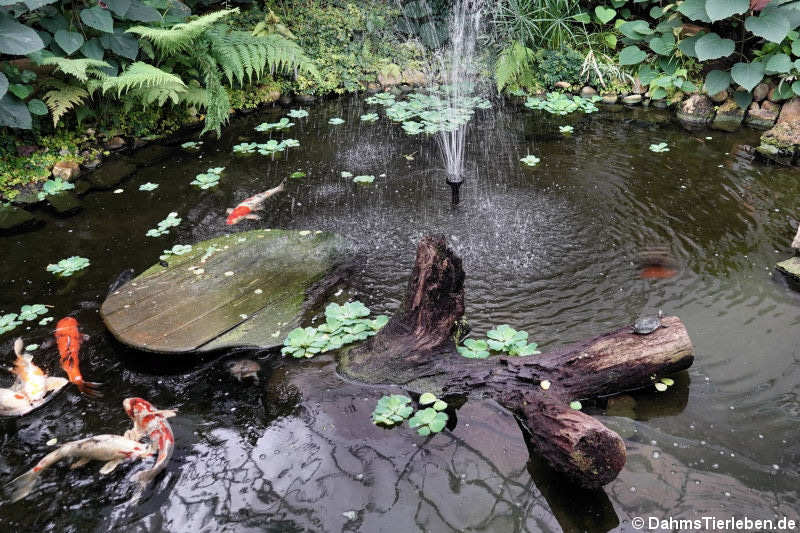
[13, 338, 23, 357]
[99, 459, 123, 475]
[226, 208, 233, 214]
[70, 457, 91, 469]
[76, 381, 103, 399]
[6, 469, 40, 502]
[244, 214, 262, 220]
[46, 377, 68, 392]
[154, 409, 177, 418]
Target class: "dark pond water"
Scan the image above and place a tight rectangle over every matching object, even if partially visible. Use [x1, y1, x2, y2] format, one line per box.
[1, 95, 799, 532]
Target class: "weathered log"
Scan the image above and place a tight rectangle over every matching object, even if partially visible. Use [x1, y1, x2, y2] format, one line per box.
[339, 235, 695, 488]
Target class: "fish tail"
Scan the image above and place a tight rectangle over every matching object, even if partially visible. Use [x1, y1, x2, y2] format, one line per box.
[74, 377, 104, 399]
[6, 469, 40, 502]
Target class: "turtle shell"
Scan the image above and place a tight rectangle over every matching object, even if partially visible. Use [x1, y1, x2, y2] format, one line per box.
[633, 316, 661, 334]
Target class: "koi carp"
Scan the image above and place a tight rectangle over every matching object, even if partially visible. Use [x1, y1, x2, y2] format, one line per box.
[123, 397, 177, 488]
[5, 434, 153, 502]
[54, 317, 102, 398]
[225, 179, 285, 225]
[0, 338, 67, 417]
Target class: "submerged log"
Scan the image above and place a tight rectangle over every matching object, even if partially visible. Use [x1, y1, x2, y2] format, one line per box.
[341, 235, 695, 488]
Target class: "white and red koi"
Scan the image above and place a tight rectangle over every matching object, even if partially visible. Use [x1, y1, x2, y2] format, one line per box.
[123, 397, 177, 488]
[0, 338, 68, 417]
[5, 434, 153, 502]
[225, 179, 285, 225]
[54, 317, 102, 398]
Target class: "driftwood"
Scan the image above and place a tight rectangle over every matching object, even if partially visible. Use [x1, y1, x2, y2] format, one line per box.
[340, 235, 694, 488]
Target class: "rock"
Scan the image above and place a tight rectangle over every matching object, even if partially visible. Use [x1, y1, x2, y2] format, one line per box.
[45, 191, 82, 216]
[377, 69, 402, 87]
[366, 82, 381, 94]
[279, 94, 293, 106]
[776, 256, 800, 283]
[11, 190, 41, 205]
[778, 97, 800, 123]
[101, 229, 349, 354]
[398, 83, 413, 93]
[83, 158, 102, 170]
[401, 69, 426, 87]
[554, 81, 571, 90]
[631, 77, 646, 94]
[676, 94, 714, 130]
[294, 94, 315, 104]
[601, 94, 618, 104]
[87, 157, 136, 190]
[106, 136, 125, 150]
[756, 120, 800, 165]
[753, 83, 770, 102]
[745, 101, 780, 130]
[51, 160, 81, 180]
[710, 90, 728, 103]
[711, 99, 745, 132]
[0, 205, 41, 235]
[622, 94, 642, 105]
[652, 99, 668, 109]
[580, 86, 597, 97]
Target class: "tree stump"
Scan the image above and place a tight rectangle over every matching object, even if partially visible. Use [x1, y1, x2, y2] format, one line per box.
[340, 235, 695, 488]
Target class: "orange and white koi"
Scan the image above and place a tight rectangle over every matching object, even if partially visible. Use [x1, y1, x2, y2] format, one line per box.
[0, 338, 67, 417]
[123, 397, 177, 488]
[225, 179, 285, 225]
[5, 434, 153, 502]
[54, 317, 102, 398]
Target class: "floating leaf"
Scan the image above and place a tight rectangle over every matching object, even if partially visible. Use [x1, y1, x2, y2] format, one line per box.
[46, 256, 90, 277]
[655, 382, 668, 392]
[559, 125, 574, 134]
[139, 182, 158, 191]
[660, 377, 675, 386]
[520, 155, 540, 166]
[457, 338, 490, 359]
[328, 117, 345, 125]
[287, 109, 308, 118]
[569, 401, 582, 410]
[18, 304, 47, 321]
[649, 142, 669, 153]
[290, 171, 306, 179]
[419, 392, 436, 405]
[360, 113, 379, 122]
[340, 171, 353, 178]
[540, 380, 551, 390]
[432, 400, 448, 411]
[353, 175, 375, 183]
[372, 395, 413, 426]
[408, 407, 448, 436]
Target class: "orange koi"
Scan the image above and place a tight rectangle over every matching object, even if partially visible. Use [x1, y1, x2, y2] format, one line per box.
[225, 179, 285, 225]
[54, 317, 102, 398]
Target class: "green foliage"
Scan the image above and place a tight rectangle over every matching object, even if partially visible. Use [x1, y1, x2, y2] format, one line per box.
[160, 244, 192, 260]
[18, 304, 47, 321]
[493, 0, 592, 51]
[559, 125, 573, 134]
[495, 40, 537, 92]
[255, 117, 293, 131]
[37, 177, 75, 200]
[360, 112, 379, 122]
[524, 92, 599, 115]
[520, 154, 541, 167]
[384, 88, 491, 135]
[419, 392, 448, 411]
[286, 108, 308, 118]
[46, 255, 90, 277]
[146, 211, 181, 237]
[353, 175, 375, 183]
[457, 338, 490, 359]
[191, 167, 224, 189]
[281, 300, 388, 358]
[372, 395, 413, 426]
[457, 324, 540, 359]
[328, 117, 345, 125]
[139, 182, 158, 191]
[0, 314, 22, 335]
[649, 142, 669, 153]
[408, 407, 448, 436]
[365, 92, 396, 106]
[569, 400, 582, 410]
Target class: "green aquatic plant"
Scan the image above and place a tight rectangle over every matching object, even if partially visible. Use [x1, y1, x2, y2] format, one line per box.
[649, 142, 670, 153]
[353, 175, 375, 184]
[287, 109, 309, 118]
[372, 395, 414, 426]
[402, 121, 425, 135]
[257, 140, 284, 156]
[25, 344, 39, 352]
[559, 125, 574, 134]
[570, 401, 582, 410]
[139, 183, 159, 191]
[340, 171, 353, 178]
[360, 113, 379, 122]
[160, 244, 193, 261]
[181, 141, 203, 150]
[46, 256, 90, 277]
[328, 117, 345, 125]
[37, 178, 75, 200]
[365, 92, 396, 106]
[486, 324, 540, 356]
[191, 167, 223, 189]
[290, 171, 306, 179]
[408, 407, 448, 436]
[385, 90, 492, 136]
[0, 314, 22, 335]
[281, 139, 300, 149]
[524, 92, 599, 115]
[39, 316, 54, 326]
[146, 212, 181, 237]
[456, 339, 490, 359]
[325, 301, 370, 322]
[18, 304, 48, 321]
[281, 326, 327, 358]
[233, 142, 259, 154]
[520, 155, 541, 167]
[255, 117, 294, 132]
[419, 392, 448, 412]
[654, 377, 675, 392]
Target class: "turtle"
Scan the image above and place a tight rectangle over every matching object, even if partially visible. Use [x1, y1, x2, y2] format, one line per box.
[633, 310, 666, 335]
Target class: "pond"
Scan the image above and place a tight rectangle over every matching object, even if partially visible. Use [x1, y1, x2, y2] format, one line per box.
[1, 95, 799, 532]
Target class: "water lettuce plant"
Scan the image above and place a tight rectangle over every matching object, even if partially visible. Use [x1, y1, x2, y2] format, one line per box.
[649, 142, 670, 153]
[160, 244, 193, 261]
[281, 139, 300, 148]
[353, 175, 375, 183]
[559, 125, 574, 134]
[570, 401, 582, 410]
[287, 109, 309, 118]
[655, 377, 675, 392]
[402, 121, 425, 135]
[408, 407, 448, 436]
[146, 212, 181, 237]
[524, 93, 599, 115]
[371, 395, 413, 426]
[290, 171, 306, 179]
[46, 256, 90, 277]
[37, 178, 75, 200]
[360, 113, 379, 122]
[457, 339, 490, 359]
[181, 141, 203, 150]
[233, 142, 259, 154]
[328, 117, 345, 125]
[281, 301, 389, 358]
[39, 316, 54, 325]
[18, 304, 48, 321]
[0, 314, 22, 335]
[365, 92, 396, 106]
[520, 155, 541, 167]
[384, 89, 492, 136]
[487, 325, 540, 356]
[191, 167, 224, 189]
[255, 117, 294, 132]
[139, 182, 159, 191]
[340, 171, 353, 178]
[256, 139, 299, 157]
[419, 392, 447, 412]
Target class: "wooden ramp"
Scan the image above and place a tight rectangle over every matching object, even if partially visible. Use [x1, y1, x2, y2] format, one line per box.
[101, 229, 347, 354]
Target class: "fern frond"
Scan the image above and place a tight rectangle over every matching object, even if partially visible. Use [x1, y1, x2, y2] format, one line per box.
[100, 62, 187, 97]
[180, 81, 208, 108]
[127, 9, 238, 56]
[495, 40, 534, 92]
[39, 57, 110, 82]
[197, 54, 230, 136]
[42, 80, 89, 126]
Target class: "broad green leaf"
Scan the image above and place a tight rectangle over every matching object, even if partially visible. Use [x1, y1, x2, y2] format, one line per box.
[694, 33, 734, 61]
[0, 94, 32, 129]
[619, 45, 646, 65]
[677, 0, 711, 22]
[733, 90, 753, 110]
[773, 81, 794, 100]
[655, 382, 668, 392]
[704, 70, 731, 95]
[595, 6, 616, 24]
[39, 15, 68, 34]
[106, 0, 131, 16]
[745, 11, 790, 43]
[419, 392, 436, 405]
[705, 0, 748, 22]
[27, 98, 48, 115]
[80, 7, 114, 34]
[80, 38, 104, 60]
[649, 6, 664, 18]
[569, 401, 582, 410]
[766, 53, 792, 74]
[574, 12, 591, 23]
[9, 83, 32, 100]
[793, 81, 800, 97]
[651, 87, 667, 99]
[108, 30, 138, 60]
[124, 0, 162, 22]
[0, 12, 45, 55]
[54, 29, 84, 56]
[619, 20, 652, 40]
[793, 39, 800, 57]
[730, 62, 765, 92]
[22, 0, 58, 8]
[649, 33, 674, 56]
[610, 0, 626, 7]
[655, 18, 682, 33]
[677, 34, 702, 58]
[604, 34, 617, 49]
[0, 72, 7, 100]
[637, 64, 656, 84]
